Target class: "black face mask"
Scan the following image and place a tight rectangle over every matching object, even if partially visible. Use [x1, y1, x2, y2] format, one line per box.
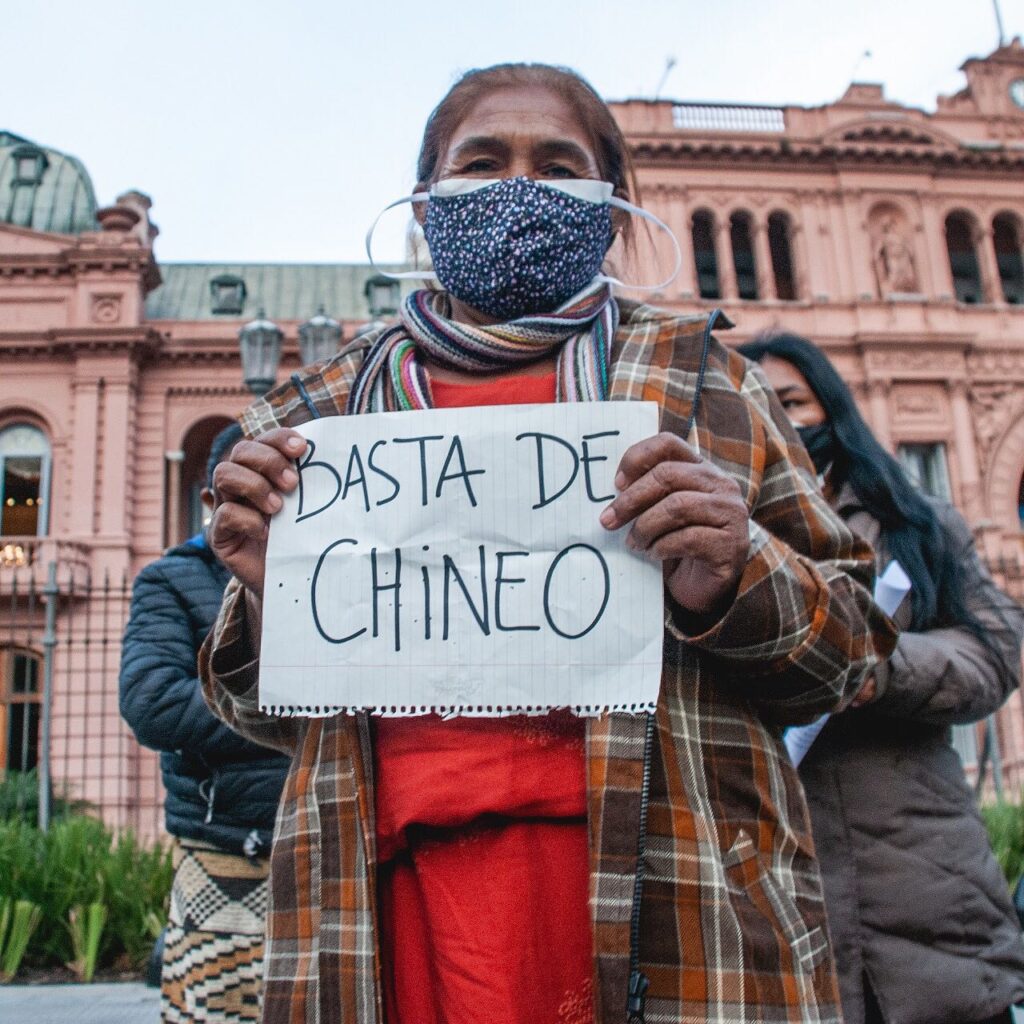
[796, 423, 836, 475]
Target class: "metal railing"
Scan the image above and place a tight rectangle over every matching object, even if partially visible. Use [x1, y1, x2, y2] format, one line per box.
[2, 556, 164, 838]
[672, 103, 786, 133]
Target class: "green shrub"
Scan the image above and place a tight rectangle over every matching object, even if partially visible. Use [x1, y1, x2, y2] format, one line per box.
[0, 814, 173, 980]
[0, 770, 91, 825]
[0, 898, 43, 982]
[68, 902, 107, 982]
[982, 800, 1024, 887]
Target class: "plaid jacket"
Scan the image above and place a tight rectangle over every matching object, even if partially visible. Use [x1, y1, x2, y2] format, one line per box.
[201, 302, 896, 1024]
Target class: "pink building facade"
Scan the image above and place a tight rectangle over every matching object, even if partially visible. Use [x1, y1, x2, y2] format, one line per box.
[1, 42, 1023, 833]
[611, 38, 1024, 787]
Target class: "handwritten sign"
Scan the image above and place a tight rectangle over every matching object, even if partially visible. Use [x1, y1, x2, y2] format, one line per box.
[258, 402, 663, 717]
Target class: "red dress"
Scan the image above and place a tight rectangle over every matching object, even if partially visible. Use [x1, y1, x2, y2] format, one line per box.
[374, 371, 594, 1024]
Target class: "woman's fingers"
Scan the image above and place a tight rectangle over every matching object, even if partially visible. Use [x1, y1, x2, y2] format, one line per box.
[625, 489, 742, 554]
[209, 502, 268, 552]
[601, 456, 729, 531]
[613, 432, 700, 490]
[208, 428, 308, 597]
[212, 428, 307, 515]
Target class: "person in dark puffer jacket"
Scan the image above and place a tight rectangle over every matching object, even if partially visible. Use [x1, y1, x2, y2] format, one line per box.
[120, 422, 288, 1024]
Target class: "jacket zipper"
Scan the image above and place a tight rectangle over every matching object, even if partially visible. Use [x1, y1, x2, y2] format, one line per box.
[625, 308, 720, 1024]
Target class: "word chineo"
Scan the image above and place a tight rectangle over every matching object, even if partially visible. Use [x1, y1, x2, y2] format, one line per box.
[294, 428, 622, 652]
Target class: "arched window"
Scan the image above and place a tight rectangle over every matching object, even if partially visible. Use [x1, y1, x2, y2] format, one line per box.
[691, 209, 720, 299]
[768, 211, 797, 300]
[730, 211, 758, 300]
[945, 212, 983, 304]
[1, 648, 41, 773]
[177, 416, 235, 543]
[993, 213, 1024, 305]
[0, 423, 50, 537]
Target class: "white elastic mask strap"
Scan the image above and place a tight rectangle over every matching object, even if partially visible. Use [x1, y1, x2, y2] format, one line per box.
[598, 196, 683, 293]
[364, 192, 439, 281]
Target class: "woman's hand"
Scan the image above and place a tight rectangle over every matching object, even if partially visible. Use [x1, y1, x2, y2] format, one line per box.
[850, 675, 877, 708]
[599, 432, 749, 621]
[209, 428, 307, 598]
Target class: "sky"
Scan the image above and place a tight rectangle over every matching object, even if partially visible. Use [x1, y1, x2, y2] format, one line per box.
[5, 0, 1024, 264]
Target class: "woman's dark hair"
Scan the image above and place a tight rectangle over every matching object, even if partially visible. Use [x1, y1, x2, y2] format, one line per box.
[737, 332, 977, 634]
[415, 63, 640, 253]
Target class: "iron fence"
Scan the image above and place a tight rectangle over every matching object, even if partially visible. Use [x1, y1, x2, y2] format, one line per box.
[3, 547, 1024, 838]
[2, 555, 164, 838]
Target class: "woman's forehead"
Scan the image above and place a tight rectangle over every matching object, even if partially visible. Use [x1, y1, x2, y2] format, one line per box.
[445, 85, 597, 158]
[760, 355, 813, 393]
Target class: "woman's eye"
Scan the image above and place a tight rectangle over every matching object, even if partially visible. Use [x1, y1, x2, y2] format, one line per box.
[462, 158, 497, 173]
[542, 164, 576, 178]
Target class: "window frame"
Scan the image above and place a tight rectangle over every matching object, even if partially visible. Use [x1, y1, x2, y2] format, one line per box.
[0, 646, 42, 775]
[0, 422, 52, 538]
[897, 441, 952, 502]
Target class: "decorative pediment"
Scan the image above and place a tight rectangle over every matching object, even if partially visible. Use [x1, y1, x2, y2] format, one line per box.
[822, 118, 960, 150]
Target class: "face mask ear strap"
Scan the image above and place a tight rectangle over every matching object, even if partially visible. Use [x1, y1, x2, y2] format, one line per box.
[365, 192, 439, 281]
[598, 196, 683, 293]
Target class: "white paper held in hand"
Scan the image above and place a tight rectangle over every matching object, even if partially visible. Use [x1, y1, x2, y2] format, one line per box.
[784, 559, 911, 766]
[257, 402, 664, 718]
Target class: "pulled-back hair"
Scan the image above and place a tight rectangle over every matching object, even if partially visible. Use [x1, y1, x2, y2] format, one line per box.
[737, 332, 977, 634]
[415, 63, 639, 251]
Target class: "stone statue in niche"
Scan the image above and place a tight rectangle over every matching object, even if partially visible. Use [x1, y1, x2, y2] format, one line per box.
[874, 217, 918, 294]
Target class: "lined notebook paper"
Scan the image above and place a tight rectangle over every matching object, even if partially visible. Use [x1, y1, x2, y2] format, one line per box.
[258, 402, 663, 717]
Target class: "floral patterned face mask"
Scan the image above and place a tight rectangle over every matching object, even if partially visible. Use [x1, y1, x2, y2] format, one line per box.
[423, 176, 612, 320]
[366, 177, 682, 322]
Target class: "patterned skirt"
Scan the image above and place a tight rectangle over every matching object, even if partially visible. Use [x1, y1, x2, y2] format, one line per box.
[161, 840, 269, 1024]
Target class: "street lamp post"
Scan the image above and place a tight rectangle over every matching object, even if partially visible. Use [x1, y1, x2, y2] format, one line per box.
[298, 306, 343, 366]
[238, 309, 283, 395]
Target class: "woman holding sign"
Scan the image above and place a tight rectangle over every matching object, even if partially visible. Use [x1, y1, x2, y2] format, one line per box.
[739, 333, 1024, 1024]
[201, 64, 895, 1024]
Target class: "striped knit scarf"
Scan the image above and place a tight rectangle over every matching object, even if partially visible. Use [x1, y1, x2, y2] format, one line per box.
[346, 280, 619, 413]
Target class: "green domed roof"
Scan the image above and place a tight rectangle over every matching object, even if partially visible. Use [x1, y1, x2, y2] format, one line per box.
[0, 131, 98, 235]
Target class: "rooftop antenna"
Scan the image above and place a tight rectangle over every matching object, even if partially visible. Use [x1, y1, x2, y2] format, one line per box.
[992, 0, 1006, 47]
[850, 49, 873, 81]
[654, 56, 677, 99]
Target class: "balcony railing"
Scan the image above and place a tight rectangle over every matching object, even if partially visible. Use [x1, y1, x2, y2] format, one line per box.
[0, 537, 92, 592]
[672, 103, 786, 133]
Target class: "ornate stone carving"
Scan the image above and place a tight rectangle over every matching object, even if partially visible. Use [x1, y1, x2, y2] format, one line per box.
[968, 350, 1024, 377]
[972, 382, 1024, 464]
[866, 349, 962, 373]
[893, 385, 945, 420]
[89, 294, 122, 324]
[871, 213, 918, 294]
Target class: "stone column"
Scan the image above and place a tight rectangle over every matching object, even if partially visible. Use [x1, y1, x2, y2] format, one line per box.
[868, 380, 893, 450]
[976, 225, 1003, 304]
[714, 218, 738, 301]
[164, 450, 184, 550]
[949, 380, 983, 516]
[68, 372, 101, 537]
[751, 219, 776, 301]
[789, 222, 810, 300]
[923, 200, 955, 300]
[97, 366, 135, 540]
[669, 192, 696, 300]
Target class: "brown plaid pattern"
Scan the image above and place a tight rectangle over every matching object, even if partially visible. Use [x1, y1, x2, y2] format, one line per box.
[201, 301, 896, 1023]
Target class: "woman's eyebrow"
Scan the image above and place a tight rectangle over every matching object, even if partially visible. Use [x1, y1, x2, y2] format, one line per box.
[533, 139, 594, 166]
[447, 136, 509, 162]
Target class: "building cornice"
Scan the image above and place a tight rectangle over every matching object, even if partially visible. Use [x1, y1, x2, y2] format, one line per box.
[0, 233, 161, 291]
[629, 137, 1024, 174]
[0, 326, 161, 358]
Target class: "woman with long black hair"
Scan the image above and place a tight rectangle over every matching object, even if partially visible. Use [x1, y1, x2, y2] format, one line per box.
[739, 332, 1024, 1024]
